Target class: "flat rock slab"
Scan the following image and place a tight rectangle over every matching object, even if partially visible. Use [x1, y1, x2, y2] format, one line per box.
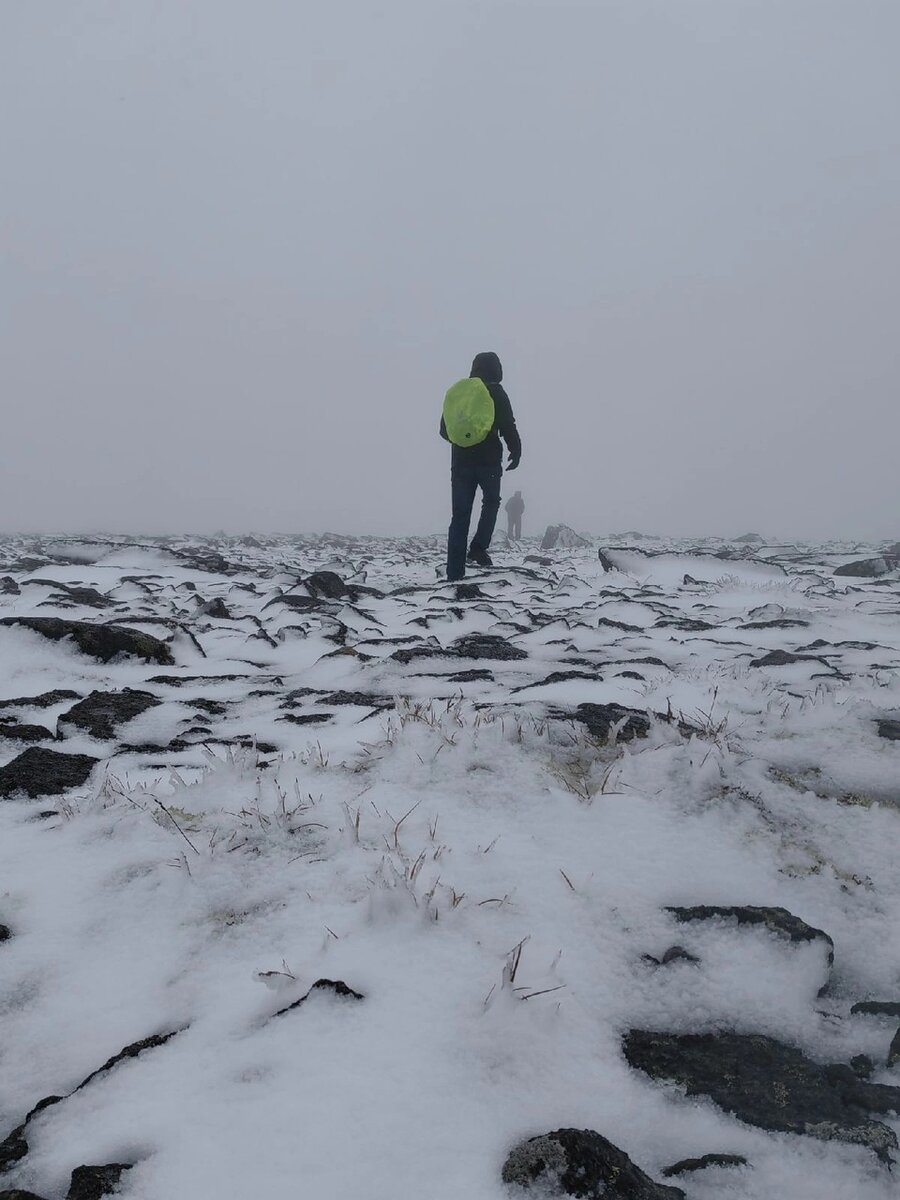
[666, 904, 834, 963]
[0, 748, 98, 798]
[0, 618, 173, 664]
[0, 690, 81, 711]
[0, 724, 54, 743]
[876, 719, 900, 741]
[450, 633, 528, 661]
[851, 1001, 900, 1018]
[834, 557, 891, 578]
[59, 690, 162, 740]
[502, 1128, 684, 1199]
[623, 1030, 900, 1158]
[661, 1153, 748, 1177]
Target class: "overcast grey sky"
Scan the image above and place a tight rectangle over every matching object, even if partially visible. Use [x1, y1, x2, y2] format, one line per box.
[2, 1, 898, 540]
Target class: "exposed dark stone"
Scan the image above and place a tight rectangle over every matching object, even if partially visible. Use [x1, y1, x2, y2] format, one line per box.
[741, 618, 810, 630]
[445, 669, 494, 683]
[666, 905, 833, 964]
[597, 617, 643, 633]
[0, 925, 10, 942]
[0, 1189, 50, 1199]
[661, 945, 700, 966]
[540, 525, 590, 550]
[852, 1001, 900, 1018]
[322, 691, 394, 710]
[834, 557, 890, 578]
[0, 748, 98, 799]
[501, 1128, 684, 1199]
[661, 1153, 748, 1177]
[274, 978, 364, 1018]
[0, 577, 20, 595]
[0, 618, 173, 664]
[450, 633, 528, 661]
[0, 690, 81, 711]
[889, 1029, 900, 1068]
[525, 555, 552, 566]
[623, 1029, 900, 1158]
[876, 720, 900, 741]
[598, 550, 615, 572]
[306, 571, 351, 600]
[265, 593, 326, 613]
[58, 690, 162, 741]
[851, 1055, 876, 1078]
[455, 583, 483, 599]
[186, 698, 228, 716]
[0, 1125, 27, 1171]
[277, 712, 332, 726]
[734, 532, 764, 543]
[617, 671, 645, 681]
[50, 586, 112, 609]
[749, 649, 830, 669]
[567, 703, 657, 743]
[67, 1165, 131, 1200]
[0, 724, 54, 743]
[197, 597, 232, 619]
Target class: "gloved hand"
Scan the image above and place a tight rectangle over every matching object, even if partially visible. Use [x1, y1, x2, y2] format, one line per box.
[506, 454, 520, 471]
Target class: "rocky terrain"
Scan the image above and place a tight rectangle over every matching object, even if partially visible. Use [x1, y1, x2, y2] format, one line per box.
[2, 530, 900, 1199]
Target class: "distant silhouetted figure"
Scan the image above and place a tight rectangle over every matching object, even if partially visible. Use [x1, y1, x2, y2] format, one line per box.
[440, 351, 521, 581]
[505, 491, 525, 540]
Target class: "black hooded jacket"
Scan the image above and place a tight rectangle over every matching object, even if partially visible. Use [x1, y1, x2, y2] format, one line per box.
[440, 351, 522, 468]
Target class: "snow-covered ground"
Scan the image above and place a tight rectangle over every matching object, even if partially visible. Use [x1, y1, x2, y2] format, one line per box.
[2, 531, 900, 1199]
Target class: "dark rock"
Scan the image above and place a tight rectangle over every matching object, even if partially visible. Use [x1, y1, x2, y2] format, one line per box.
[0, 1190, 50, 1199]
[0, 748, 98, 799]
[734, 532, 764, 543]
[598, 550, 615, 572]
[749, 649, 829, 669]
[525, 555, 553, 566]
[541, 525, 590, 550]
[277, 713, 332, 726]
[741, 618, 810, 630]
[186, 698, 227, 716]
[661, 945, 700, 965]
[0, 618, 173, 664]
[58, 690, 162, 741]
[569, 703, 652, 743]
[51, 586, 112, 609]
[834, 557, 890, 578]
[450, 633, 527, 661]
[661, 1153, 748, 1177]
[265, 593, 325, 613]
[445, 669, 494, 683]
[0, 724, 54, 743]
[851, 1055, 875, 1078]
[655, 617, 715, 632]
[597, 617, 643, 633]
[274, 978, 364, 1018]
[514, 670, 598, 693]
[666, 905, 833, 964]
[0, 925, 10, 942]
[889, 1029, 900, 1068]
[852, 1001, 900, 1018]
[876, 720, 900, 741]
[617, 671, 645, 681]
[0, 690, 81, 711]
[0, 1125, 28, 1171]
[623, 1029, 900, 1159]
[0, 577, 20, 595]
[390, 643, 460, 665]
[197, 597, 232, 620]
[322, 691, 393, 710]
[306, 571, 351, 600]
[454, 583, 483, 600]
[67, 1165, 131, 1200]
[501, 1128, 684, 1199]
[682, 574, 700, 585]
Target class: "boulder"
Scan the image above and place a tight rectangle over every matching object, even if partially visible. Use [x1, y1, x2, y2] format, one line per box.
[666, 905, 834, 963]
[0, 748, 98, 799]
[451, 633, 528, 661]
[661, 1153, 747, 1177]
[501, 1128, 684, 1198]
[67, 1165, 131, 1200]
[852, 1001, 900, 1018]
[0, 618, 173, 664]
[623, 1030, 900, 1159]
[734, 532, 764, 543]
[59, 690, 162, 741]
[834, 557, 890, 578]
[541, 525, 590, 550]
[875, 720, 900, 741]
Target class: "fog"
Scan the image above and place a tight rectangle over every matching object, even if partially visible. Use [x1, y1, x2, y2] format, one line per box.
[3, 1, 898, 541]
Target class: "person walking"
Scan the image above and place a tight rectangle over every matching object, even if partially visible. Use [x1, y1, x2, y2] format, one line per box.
[440, 352, 521, 581]
[505, 490, 525, 540]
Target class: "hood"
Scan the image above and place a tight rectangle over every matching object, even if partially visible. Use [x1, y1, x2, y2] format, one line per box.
[470, 351, 503, 384]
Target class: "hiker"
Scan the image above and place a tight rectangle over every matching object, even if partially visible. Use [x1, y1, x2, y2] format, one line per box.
[505, 490, 525, 540]
[440, 351, 522, 581]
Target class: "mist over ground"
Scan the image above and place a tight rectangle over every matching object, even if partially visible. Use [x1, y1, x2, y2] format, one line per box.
[2, 1, 898, 540]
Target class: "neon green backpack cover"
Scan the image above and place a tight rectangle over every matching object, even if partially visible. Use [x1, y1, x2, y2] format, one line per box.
[442, 378, 496, 447]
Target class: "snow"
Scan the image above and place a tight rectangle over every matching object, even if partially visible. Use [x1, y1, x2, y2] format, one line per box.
[2, 532, 900, 1198]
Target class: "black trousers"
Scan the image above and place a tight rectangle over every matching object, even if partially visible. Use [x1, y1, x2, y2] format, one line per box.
[447, 456, 501, 580]
[507, 515, 522, 539]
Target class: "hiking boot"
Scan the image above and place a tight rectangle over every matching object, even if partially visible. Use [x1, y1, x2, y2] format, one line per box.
[467, 545, 493, 568]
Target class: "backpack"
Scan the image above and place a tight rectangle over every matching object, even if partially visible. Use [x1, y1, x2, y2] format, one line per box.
[442, 378, 495, 447]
